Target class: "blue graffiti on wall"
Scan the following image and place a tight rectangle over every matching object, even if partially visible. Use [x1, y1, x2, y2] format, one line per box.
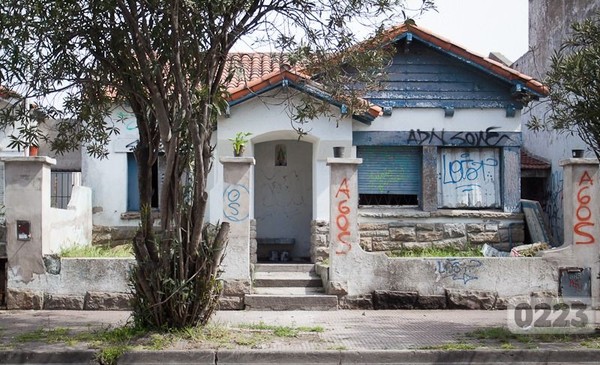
[441, 152, 499, 192]
[223, 184, 249, 222]
[436, 259, 483, 284]
[543, 171, 564, 243]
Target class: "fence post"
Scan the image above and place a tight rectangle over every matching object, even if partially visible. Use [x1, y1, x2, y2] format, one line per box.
[1, 156, 56, 283]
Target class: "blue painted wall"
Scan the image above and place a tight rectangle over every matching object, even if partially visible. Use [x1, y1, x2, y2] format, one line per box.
[365, 42, 519, 109]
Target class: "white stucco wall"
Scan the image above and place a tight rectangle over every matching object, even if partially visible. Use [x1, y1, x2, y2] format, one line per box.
[212, 91, 355, 225]
[47, 186, 93, 253]
[82, 105, 139, 227]
[352, 108, 522, 133]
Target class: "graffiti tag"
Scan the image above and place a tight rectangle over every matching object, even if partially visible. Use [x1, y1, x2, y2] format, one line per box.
[574, 171, 595, 244]
[441, 152, 498, 192]
[407, 127, 514, 147]
[223, 184, 249, 222]
[335, 178, 352, 255]
[436, 259, 483, 284]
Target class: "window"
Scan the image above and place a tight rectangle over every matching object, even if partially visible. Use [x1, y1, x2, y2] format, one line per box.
[127, 153, 159, 211]
[357, 146, 422, 206]
[437, 148, 501, 208]
[51, 170, 81, 209]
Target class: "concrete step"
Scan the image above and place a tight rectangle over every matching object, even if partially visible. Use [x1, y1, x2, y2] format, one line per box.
[244, 294, 338, 310]
[253, 287, 325, 295]
[253, 272, 322, 287]
[254, 263, 315, 273]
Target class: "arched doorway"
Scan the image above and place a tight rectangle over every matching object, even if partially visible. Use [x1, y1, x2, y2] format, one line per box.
[254, 139, 313, 262]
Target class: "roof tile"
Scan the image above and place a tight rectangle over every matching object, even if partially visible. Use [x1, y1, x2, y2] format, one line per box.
[521, 149, 551, 170]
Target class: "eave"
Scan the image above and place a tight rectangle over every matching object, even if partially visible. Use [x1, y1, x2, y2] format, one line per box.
[227, 69, 382, 125]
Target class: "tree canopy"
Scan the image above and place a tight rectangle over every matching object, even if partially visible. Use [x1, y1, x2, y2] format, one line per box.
[0, 0, 434, 328]
[527, 12, 600, 160]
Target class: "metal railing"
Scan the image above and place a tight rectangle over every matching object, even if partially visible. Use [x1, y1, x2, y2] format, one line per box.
[50, 171, 81, 209]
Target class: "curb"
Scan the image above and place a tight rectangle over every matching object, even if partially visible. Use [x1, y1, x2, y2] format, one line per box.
[2, 349, 600, 364]
[0, 350, 97, 364]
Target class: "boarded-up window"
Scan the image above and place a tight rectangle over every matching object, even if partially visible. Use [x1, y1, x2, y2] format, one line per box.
[437, 148, 501, 208]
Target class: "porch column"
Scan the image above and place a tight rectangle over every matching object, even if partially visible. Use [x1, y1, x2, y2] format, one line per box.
[2, 156, 56, 283]
[220, 157, 255, 282]
[327, 157, 361, 286]
[560, 158, 600, 303]
[421, 146, 438, 212]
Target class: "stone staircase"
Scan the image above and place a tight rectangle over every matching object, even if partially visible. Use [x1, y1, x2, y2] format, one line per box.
[245, 263, 338, 310]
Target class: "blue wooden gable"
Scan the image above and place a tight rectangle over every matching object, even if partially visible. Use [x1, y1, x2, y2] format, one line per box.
[365, 40, 521, 111]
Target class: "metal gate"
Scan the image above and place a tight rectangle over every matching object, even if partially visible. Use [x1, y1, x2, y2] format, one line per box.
[51, 171, 81, 209]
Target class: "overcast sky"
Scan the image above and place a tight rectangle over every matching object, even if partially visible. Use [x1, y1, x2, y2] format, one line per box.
[406, 0, 529, 62]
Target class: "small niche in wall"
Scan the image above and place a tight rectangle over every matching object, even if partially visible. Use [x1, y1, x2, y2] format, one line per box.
[275, 144, 287, 166]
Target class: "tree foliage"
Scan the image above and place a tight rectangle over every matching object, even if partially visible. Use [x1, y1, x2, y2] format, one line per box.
[527, 12, 600, 160]
[0, 0, 433, 328]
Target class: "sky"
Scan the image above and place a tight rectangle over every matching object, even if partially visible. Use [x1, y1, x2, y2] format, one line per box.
[236, 0, 529, 63]
[406, 0, 529, 62]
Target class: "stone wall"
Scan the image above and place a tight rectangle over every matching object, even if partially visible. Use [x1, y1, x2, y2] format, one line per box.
[310, 220, 329, 263]
[250, 219, 257, 264]
[358, 209, 524, 253]
[311, 210, 524, 259]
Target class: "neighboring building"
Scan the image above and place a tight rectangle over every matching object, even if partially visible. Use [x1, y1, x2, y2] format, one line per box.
[0, 89, 27, 206]
[0, 91, 82, 210]
[513, 0, 600, 243]
[83, 23, 546, 262]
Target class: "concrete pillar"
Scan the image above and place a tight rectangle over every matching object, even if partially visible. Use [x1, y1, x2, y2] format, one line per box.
[502, 146, 521, 213]
[327, 157, 361, 288]
[421, 146, 438, 212]
[561, 158, 600, 303]
[220, 157, 254, 282]
[2, 156, 56, 283]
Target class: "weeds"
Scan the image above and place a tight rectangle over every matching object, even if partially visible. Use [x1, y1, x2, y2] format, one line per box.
[59, 244, 133, 258]
[421, 342, 477, 350]
[388, 246, 483, 258]
[238, 322, 324, 338]
[465, 327, 600, 350]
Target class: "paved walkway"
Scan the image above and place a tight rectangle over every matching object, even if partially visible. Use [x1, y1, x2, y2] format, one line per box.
[0, 310, 599, 364]
[0, 310, 508, 350]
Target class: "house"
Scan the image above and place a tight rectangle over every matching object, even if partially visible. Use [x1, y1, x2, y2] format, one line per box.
[513, 0, 600, 243]
[83, 22, 546, 265]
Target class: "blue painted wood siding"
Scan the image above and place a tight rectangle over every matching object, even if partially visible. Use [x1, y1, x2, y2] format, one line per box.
[365, 42, 519, 109]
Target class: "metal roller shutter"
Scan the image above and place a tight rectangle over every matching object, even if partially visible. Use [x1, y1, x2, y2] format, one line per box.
[357, 146, 422, 195]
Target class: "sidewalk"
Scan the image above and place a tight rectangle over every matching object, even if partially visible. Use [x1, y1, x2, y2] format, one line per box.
[0, 309, 599, 364]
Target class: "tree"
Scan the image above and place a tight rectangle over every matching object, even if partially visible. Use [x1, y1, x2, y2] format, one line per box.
[0, 0, 433, 328]
[527, 12, 600, 160]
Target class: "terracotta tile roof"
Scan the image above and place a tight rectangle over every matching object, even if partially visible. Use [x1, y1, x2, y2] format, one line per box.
[375, 22, 548, 97]
[223, 53, 290, 91]
[521, 149, 551, 170]
[0, 86, 20, 99]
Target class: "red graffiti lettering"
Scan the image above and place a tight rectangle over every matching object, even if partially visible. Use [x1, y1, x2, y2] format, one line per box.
[569, 278, 582, 291]
[335, 180, 352, 255]
[575, 222, 595, 244]
[574, 171, 596, 244]
[579, 171, 594, 186]
[335, 178, 350, 199]
[336, 212, 349, 231]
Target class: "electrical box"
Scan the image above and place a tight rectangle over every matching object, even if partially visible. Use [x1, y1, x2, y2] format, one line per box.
[16, 220, 31, 241]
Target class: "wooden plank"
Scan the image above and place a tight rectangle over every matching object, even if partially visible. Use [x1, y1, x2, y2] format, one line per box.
[521, 199, 554, 245]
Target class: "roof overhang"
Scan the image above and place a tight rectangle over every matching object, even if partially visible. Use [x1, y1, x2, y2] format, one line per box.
[373, 23, 548, 100]
[227, 70, 381, 125]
